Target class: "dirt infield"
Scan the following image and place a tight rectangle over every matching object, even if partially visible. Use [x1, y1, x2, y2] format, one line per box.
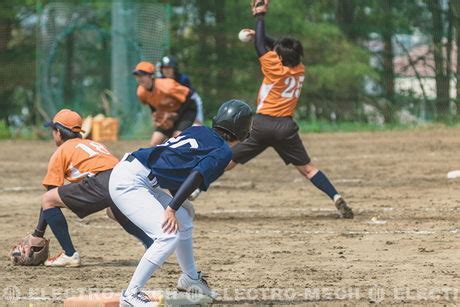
[0, 128, 459, 305]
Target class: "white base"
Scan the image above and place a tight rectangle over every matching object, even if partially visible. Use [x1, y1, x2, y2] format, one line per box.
[447, 170, 460, 179]
[63, 290, 213, 306]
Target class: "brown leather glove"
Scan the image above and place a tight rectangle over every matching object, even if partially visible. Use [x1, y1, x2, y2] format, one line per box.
[10, 234, 49, 266]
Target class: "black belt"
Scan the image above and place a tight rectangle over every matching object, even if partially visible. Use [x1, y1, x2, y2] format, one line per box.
[126, 154, 156, 181]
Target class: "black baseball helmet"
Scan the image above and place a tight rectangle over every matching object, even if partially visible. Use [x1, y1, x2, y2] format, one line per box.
[160, 55, 178, 68]
[212, 99, 253, 141]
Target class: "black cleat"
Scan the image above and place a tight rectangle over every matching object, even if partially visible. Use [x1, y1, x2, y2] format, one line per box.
[335, 197, 354, 219]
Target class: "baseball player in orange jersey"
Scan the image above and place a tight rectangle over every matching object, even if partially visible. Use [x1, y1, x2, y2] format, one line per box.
[133, 61, 198, 146]
[228, 0, 354, 218]
[30, 109, 153, 267]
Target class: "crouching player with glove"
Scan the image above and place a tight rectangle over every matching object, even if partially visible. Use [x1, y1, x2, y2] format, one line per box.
[10, 109, 153, 267]
[109, 100, 252, 306]
[133, 61, 199, 146]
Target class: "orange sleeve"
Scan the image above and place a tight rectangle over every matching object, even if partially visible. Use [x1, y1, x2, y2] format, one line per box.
[259, 51, 285, 82]
[42, 147, 67, 188]
[136, 86, 149, 104]
[168, 80, 190, 103]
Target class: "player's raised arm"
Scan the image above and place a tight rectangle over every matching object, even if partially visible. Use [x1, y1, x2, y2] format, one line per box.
[252, 0, 270, 57]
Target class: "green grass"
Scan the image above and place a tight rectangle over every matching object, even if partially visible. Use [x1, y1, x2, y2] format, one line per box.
[204, 119, 415, 133]
[0, 121, 11, 139]
[296, 120, 413, 133]
[2, 120, 460, 141]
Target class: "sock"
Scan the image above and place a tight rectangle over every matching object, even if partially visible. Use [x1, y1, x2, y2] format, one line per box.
[33, 208, 47, 237]
[43, 208, 76, 257]
[126, 256, 159, 294]
[309, 171, 339, 200]
[176, 237, 198, 280]
[110, 205, 154, 248]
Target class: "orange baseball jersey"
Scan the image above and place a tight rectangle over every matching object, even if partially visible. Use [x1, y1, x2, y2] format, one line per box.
[256, 51, 305, 117]
[137, 78, 190, 113]
[42, 138, 119, 187]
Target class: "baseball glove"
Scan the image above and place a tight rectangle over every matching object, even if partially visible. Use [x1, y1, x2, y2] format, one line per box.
[251, 0, 270, 15]
[153, 111, 178, 130]
[9, 234, 49, 266]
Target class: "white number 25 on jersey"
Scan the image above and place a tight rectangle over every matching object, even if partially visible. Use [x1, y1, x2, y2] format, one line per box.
[281, 75, 305, 99]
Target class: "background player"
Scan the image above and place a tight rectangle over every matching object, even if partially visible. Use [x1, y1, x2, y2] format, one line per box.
[159, 55, 205, 124]
[23, 109, 152, 267]
[109, 100, 252, 306]
[133, 61, 198, 146]
[227, 0, 354, 219]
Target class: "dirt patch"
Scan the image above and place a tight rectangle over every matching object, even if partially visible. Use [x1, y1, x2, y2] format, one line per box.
[0, 128, 459, 305]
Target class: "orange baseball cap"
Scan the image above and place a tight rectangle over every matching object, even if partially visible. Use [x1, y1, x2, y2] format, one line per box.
[133, 61, 155, 75]
[45, 109, 85, 133]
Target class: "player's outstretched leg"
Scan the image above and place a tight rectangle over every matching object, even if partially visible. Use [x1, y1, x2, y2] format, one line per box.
[41, 188, 80, 267]
[296, 163, 354, 219]
[175, 234, 218, 298]
[120, 236, 178, 306]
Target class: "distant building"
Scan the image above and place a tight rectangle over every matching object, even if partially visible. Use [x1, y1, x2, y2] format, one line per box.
[393, 43, 457, 99]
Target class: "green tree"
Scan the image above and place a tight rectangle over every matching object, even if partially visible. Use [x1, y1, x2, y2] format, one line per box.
[0, 0, 37, 126]
[427, 0, 454, 118]
[170, 0, 374, 121]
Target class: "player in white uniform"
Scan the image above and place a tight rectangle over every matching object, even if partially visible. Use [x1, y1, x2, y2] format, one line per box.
[110, 100, 253, 306]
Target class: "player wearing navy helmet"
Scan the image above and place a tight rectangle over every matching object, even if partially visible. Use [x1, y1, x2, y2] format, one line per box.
[109, 100, 252, 305]
[160, 55, 205, 124]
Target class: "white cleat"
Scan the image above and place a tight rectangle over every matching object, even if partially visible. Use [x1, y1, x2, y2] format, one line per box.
[44, 251, 80, 267]
[177, 271, 218, 299]
[120, 290, 158, 307]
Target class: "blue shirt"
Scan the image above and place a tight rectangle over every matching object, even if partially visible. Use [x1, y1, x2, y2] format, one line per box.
[132, 126, 232, 191]
[160, 73, 192, 89]
[176, 73, 192, 88]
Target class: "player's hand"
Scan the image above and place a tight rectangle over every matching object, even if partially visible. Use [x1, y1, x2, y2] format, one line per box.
[244, 29, 255, 38]
[251, 0, 269, 16]
[162, 206, 178, 234]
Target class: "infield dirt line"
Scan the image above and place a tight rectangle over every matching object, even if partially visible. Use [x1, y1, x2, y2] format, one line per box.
[74, 221, 459, 235]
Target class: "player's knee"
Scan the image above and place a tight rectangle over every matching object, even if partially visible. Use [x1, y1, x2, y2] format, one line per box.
[145, 235, 179, 265]
[179, 226, 193, 241]
[295, 163, 317, 179]
[305, 163, 318, 177]
[41, 192, 55, 209]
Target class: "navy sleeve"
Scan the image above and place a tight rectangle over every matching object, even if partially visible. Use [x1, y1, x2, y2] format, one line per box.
[255, 15, 269, 57]
[167, 171, 203, 210]
[193, 147, 232, 191]
[265, 35, 276, 50]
